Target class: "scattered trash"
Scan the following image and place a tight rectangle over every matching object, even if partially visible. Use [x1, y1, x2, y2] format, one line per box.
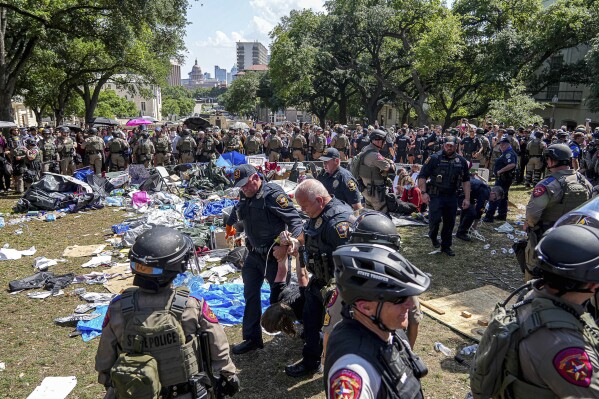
[45, 214, 56, 222]
[490, 250, 497, 255]
[460, 344, 479, 356]
[494, 222, 514, 233]
[0, 362, 4, 371]
[483, 244, 490, 250]
[27, 376, 77, 399]
[80, 255, 112, 268]
[501, 248, 508, 254]
[434, 342, 453, 356]
[62, 244, 106, 258]
[0, 245, 36, 260]
[54, 313, 101, 326]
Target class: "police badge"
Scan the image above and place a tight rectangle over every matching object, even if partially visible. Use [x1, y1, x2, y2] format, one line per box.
[315, 217, 323, 229]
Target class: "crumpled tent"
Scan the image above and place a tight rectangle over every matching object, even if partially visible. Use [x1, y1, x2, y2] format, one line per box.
[14, 173, 100, 212]
[218, 151, 246, 166]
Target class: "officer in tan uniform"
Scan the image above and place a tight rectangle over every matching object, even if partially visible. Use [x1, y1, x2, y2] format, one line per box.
[244, 128, 263, 156]
[132, 131, 155, 168]
[525, 131, 546, 188]
[107, 131, 129, 171]
[38, 129, 58, 173]
[152, 127, 171, 167]
[95, 226, 239, 399]
[267, 128, 283, 162]
[357, 129, 395, 212]
[177, 129, 197, 163]
[311, 127, 327, 160]
[524, 144, 593, 281]
[83, 128, 105, 174]
[56, 127, 76, 175]
[223, 129, 241, 153]
[499, 224, 599, 398]
[330, 126, 350, 161]
[290, 126, 307, 161]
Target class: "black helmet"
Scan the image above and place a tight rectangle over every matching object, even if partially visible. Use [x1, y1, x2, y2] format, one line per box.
[181, 128, 191, 136]
[42, 129, 50, 136]
[333, 244, 430, 305]
[557, 131, 569, 138]
[89, 128, 98, 135]
[112, 131, 119, 138]
[59, 127, 70, 134]
[336, 126, 345, 134]
[476, 128, 484, 135]
[544, 144, 572, 162]
[350, 211, 400, 250]
[129, 226, 194, 286]
[536, 224, 599, 284]
[141, 132, 149, 139]
[369, 129, 386, 141]
[25, 138, 36, 146]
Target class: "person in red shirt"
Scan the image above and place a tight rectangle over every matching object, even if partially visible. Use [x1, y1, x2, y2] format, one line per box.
[400, 177, 423, 212]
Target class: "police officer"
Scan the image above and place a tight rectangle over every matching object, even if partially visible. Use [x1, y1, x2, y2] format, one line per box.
[56, 127, 76, 175]
[555, 130, 569, 144]
[525, 131, 546, 188]
[456, 178, 503, 241]
[357, 130, 395, 213]
[132, 130, 155, 168]
[483, 137, 517, 223]
[570, 130, 586, 171]
[325, 243, 430, 399]
[107, 131, 129, 171]
[197, 130, 220, 162]
[152, 127, 171, 167]
[95, 226, 239, 399]
[473, 127, 491, 169]
[266, 128, 283, 162]
[311, 127, 327, 160]
[317, 148, 362, 210]
[523, 144, 593, 281]
[290, 126, 307, 161]
[414, 128, 427, 164]
[39, 129, 58, 173]
[418, 137, 470, 256]
[330, 126, 350, 161]
[223, 129, 241, 153]
[280, 179, 354, 377]
[10, 133, 26, 194]
[394, 128, 409, 163]
[24, 139, 42, 189]
[475, 224, 599, 398]
[244, 128, 263, 156]
[177, 129, 197, 164]
[356, 128, 371, 155]
[226, 164, 303, 355]
[83, 128, 105, 174]
[461, 128, 481, 161]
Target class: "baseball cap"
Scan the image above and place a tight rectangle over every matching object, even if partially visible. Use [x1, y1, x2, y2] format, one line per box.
[233, 164, 258, 188]
[319, 148, 340, 161]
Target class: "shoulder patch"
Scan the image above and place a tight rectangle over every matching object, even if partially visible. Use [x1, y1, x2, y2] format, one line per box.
[102, 309, 111, 329]
[553, 347, 592, 387]
[335, 221, 350, 239]
[348, 179, 357, 192]
[329, 368, 363, 399]
[533, 185, 547, 198]
[202, 300, 218, 324]
[276, 193, 289, 208]
[111, 294, 122, 304]
[377, 153, 384, 160]
[327, 289, 339, 308]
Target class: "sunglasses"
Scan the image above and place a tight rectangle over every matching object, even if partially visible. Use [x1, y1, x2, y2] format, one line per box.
[391, 296, 410, 305]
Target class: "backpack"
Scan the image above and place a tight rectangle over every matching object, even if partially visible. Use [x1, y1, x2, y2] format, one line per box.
[109, 139, 123, 153]
[246, 136, 259, 153]
[349, 148, 377, 180]
[110, 287, 200, 398]
[557, 172, 592, 214]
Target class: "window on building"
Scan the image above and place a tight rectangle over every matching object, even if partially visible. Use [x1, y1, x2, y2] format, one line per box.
[141, 102, 146, 112]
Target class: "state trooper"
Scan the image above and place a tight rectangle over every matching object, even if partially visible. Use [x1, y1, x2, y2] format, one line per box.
[152, 127, 171, 167]
[483, 136, 518, 223]
[525, 131, 546, 188]
[311, 127, 327, 161]
[177, 129, 197, 164]
[83, 128, 105, 174]
[95, 226, 239, 399]
[38, 129, 58, 173]
[317, 148, 363, 211]
[523, 144, 593, 281]
[330, 126, 350, 161]
[473, 224, 599, 398]
[197, 130, 220, 162]
[10, 133, 27, 194]
[132, 130, 155, 168]
[418, 136, 470, 256]
[244, 128, 263, 156]
[290, 126, 307, 161]
[473, 128, 491, 169]
[56, 127, 76, 175]
[107, 131, 129, 172]
[266, 128, 283, 162]
[357, 130, 395, 213]
[223, 129, 241, 153]
[325, 243, 430, 399]
[225, 164, 303, 355]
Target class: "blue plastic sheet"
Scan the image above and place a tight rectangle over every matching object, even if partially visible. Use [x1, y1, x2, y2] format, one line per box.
[77, 305, 108, 342]
[202, 199, 238, 217]
[183, 201, 202, 219]
[73, 167, 94, 181]
[218, 151, 247, 166]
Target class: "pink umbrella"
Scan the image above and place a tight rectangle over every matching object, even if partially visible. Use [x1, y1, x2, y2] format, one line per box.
[126, 118, 154, 126]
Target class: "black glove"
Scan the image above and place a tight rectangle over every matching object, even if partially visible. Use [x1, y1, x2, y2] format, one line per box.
[216, 374, 240, 397]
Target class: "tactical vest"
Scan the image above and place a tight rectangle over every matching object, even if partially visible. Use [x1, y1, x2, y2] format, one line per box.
[463, 137, 477, 154]
[313, 136, 326, 152]
[41, 140, 56, 161]
[528, 139, 543, 156]
[357, 147, 384, 185]
[324, 319, 424, 399]
[154, 137, 169, 153]
[59, 138, 74, 157]
[226, 136, 239, 150]
[414, 137, 426, 154]
[109, 139, 124, 153]
[204, 137, 215, 152]
[396, 135, 408, 152]
[245, 136, 260, 153]
[291, 135, 305, 149]
[333, 135, 349, 150]
[269, 136, 282, 151]
[542, 172, 591, 222]
[86, 137, 103, 152]
[119, 287, 200, 387]
[478, 134, 490, 156]
[179, 137, 194, 152]
[430, 152, 464, 194]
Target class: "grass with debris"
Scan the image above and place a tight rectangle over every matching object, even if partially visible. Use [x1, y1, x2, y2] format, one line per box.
[0, 184, 534, 399]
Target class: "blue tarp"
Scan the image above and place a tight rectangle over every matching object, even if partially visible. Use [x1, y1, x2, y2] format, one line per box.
[218, 151, 247, 166]
[77, 305, 108, 342]
[202, 198, 238, 217]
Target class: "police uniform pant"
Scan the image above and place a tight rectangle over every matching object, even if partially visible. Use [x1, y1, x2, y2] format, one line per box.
[396, 152, 407, 163]
[88, 153, 103, 174]
[292, 150, 305, 162]
[518, 155, 528, 183]
[268, 151, 280, 162]
[526, 157, 543, 185]
[110, 154, 126, 171]
[486, 177, 512, 219]
[179, 152, 195, 164]
[0, 169, 9, 192]
[362, 185, 388, 213]
[12, 173, 23, 193]
[457, 203, 480, 235]
[302, 278, 326, 368]
[241, 251, 278, 343]
[155, 152, 170, 166]
[428, 195, 458, 249]
[60, 157, 75, 175]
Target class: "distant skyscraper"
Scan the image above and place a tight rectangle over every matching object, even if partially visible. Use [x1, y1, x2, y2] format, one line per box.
[236, 41, 268, 71]
[226, 72, 232, 84]
[214, 65, 227, 82]
[204, 72, 211, 80]
[230, 64, 239, 82]
[167, 60, 181, 87]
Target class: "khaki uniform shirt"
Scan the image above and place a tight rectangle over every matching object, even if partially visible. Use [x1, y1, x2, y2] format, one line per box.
[95, 287, 236, 386]
[360, 143, 394, 185]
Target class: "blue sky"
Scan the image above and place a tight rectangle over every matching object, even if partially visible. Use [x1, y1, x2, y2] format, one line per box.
[181, 0, 326, 78]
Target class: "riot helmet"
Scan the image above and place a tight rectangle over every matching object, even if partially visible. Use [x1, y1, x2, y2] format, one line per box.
[42, 129, 50, 136]
[543, 144, 572, 167]
[476, 128, 484, 135]
[369, 129, 386, 142]
[112, 131, 119, 138]
[25, 138, 36, 147]
[181, 128, 191, 136]
[129, 226, 194, 288]
[350, 211, 401, 250]
[59, 127, 70, 134]
[89, 128, 98, 135]
[333, 243, 430, 306]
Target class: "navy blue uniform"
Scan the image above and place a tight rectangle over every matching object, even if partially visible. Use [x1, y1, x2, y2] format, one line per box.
[395, 134, 409, 163]
[227, 181, 303, 344]
[317, 167, 361, 207]
[457, 177, 490, 235]
[414, 136, 426, 164]
[486, 146, 518, 220]
[301, 198, 353, 369]
[461, 136, 480, 160]
[418, 150, 470, 250]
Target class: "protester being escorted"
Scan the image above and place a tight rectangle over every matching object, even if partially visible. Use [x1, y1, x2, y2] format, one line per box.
[522, 143, 593, 281]
[325, 243, 430, 399]
[225, 164, 304, 355]
[356, 129, 395, 213]
[471, 223, 599, 399]
[95, 226, 239, 399]
[317, 148, 363, 211]
[483, 136, 518, 223]
[277, 179, 354, 378]
[456, 177, 503, 241]
[418, 136, 471, 256]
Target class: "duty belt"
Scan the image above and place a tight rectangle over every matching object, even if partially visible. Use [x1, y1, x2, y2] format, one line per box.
[87, 150, 102, 154]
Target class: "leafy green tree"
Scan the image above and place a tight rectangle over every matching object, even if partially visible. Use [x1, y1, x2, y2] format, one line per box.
[488, 83, 546, 127]
[94, 90, 137, 119]
[220, 73, 260, 117]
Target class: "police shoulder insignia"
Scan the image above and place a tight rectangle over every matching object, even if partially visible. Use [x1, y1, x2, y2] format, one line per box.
[348, 179, 357, 192]
[553, 347, 592, 387]
[202, 300, 219, 323]
[329, 369, 363, 399]
[333, 179, 340, 189]
[336, 222, 350, 239]
[327, 289, 339, 308]
[377, 153, 385, 160]
[424, 157, 430, 164]
[533, 185, 547, 198]
[102, 309, 111, 329]
[323, 312, 331, 327]
[276, 193, 289, 208]
[234, 169, 241, 180]
[315, 217, 323, 229]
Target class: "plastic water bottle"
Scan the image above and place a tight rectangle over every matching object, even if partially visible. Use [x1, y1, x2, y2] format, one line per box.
[491, 250, 497, 255]
[0, 217, 5, 228]
[434, 342, 453, 356]
[483, 244, 490, 250]
[460, 344, 479, 356]
[45, 214, 56, 222]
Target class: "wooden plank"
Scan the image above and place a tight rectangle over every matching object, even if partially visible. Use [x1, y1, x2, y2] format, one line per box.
[419, 300, 446, 315]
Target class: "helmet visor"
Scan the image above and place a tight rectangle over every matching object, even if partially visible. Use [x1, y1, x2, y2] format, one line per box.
[131, 262, 163, 276]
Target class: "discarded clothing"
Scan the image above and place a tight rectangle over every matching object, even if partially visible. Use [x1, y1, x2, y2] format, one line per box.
[202, 198, 238, 217]
[76, 305, 108, 341]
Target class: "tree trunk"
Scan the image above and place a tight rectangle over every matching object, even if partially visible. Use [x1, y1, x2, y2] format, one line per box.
[34, 108, 42, 126]
[80, 74, 112, 122]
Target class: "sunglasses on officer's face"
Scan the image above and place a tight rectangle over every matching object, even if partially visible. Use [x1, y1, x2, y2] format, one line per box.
[391, 296, 410, 305]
